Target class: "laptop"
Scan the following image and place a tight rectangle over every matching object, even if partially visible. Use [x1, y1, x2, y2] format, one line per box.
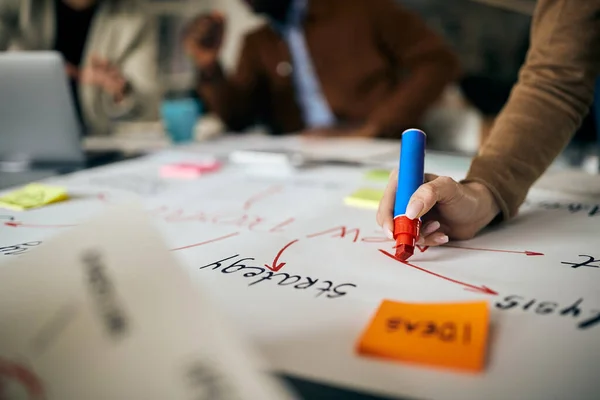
[0, 51, 122, 190]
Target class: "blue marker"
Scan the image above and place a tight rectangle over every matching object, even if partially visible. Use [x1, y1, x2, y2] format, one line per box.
[393, 129, 426, 260]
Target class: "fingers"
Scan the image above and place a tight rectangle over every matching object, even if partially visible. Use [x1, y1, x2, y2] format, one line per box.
[417, 231, 449, 246]
[65, 63, 79, 79]
[376, 169, 398, 239]
[416, 220, 449, 246]
[405, 176, 463, 220]
[80, 56, 127, 98]
[185, 12, 225, 49]
[424, 173, 438, 183]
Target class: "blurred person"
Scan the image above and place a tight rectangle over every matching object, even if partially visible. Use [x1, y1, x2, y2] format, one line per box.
[183, 0, 461, 138]
[0, 0, 159, 135]
[376, 0, 600, 246]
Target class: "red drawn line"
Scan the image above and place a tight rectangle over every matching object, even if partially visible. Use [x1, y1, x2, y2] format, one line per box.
[306, 226, 360, 242]
[265, 239, 299, 272]
[269, 217, 295, 233]
[243, 185, 283, 211]
[444, 244, 543, 256]
[97, 192, 109, 204]
[170, 232, 240, 252]
[379, 249, 498, 295]
[4, 222, 76, 229]
[0, 358, 45, 398]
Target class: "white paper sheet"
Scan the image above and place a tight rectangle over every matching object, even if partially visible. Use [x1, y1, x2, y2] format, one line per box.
[1, 135, 599, 400]
[0, 205, 297, 400]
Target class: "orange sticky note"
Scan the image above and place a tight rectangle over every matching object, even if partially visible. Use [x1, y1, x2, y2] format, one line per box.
[356, 300, 489, 372]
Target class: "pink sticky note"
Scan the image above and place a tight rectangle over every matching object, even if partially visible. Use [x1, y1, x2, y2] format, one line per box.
[160, 161, 221, 179]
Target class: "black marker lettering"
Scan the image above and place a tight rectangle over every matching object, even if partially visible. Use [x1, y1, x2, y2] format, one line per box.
[327, 283, 357, 298]
[82, 250, 128, 338]
[463, 323, 472, 344]
[387, 318, 401, 332]
[535, 302, 558, 315]
[315, 280, 333, 297]
[248, 271, 275, 286]
[561, 255, 600, 269]
[404, 320, 419, 333]
[523, 299, 536, 311]
[195, 253, 356, 300]
[578, 310, 600, 330]
[541, 201, 561, 210]
[495, 295, 523, 310]
[439, 323, 456, 341]
[560, 298, 584, 317]
[199, 255, 239, 271]
[294, 277, 318, 289]
[221, 258, 255, 273]
[242, 267, 265, 278]
[273, 273, 302, 286]
[422, 322, 436, 336]
[0, 245, 21, 255]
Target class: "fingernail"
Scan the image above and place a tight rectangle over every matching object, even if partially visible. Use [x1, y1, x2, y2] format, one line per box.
[435, 235, 449, 244]
[421, 220, 440, 236]
[384, 223, 394, 239]
[405, 200, 424, 220]
[416, 236, 425, 245]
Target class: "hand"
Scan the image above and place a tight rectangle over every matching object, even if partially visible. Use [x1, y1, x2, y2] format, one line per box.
[302, 123, 379, 138]
[80, 55, 130, 102]
[376, 171, 501, 246]
[65, 62, 80, 79]
[183, 12, 226, 69]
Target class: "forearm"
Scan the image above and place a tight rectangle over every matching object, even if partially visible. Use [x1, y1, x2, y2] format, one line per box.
[197, 63, 255, 131]
[465, 0, 600, 220]
[465, 72, 596, 220]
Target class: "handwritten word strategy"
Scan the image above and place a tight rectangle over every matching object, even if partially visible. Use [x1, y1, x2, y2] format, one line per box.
[199, 254, 357, 299]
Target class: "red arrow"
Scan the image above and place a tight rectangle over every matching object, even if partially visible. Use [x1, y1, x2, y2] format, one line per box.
[97, 193, 109, 203]
[444, 244, 543, 256]
[4, 221, 77, 228]
[265, 239, 299, 272]
[379, 249, 498, 295]
[170, 232, 240, 252]
[243, 185, 283, 211]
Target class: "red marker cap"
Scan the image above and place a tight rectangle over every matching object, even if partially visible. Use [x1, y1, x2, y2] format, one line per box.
[393, 216, 421, 260]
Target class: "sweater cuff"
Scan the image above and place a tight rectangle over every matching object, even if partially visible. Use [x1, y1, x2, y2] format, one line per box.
[462, 155, 523, 222]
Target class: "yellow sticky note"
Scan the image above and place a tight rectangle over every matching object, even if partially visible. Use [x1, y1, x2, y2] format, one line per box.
[0, 183, 69, 211]
[344, 188, 384, 209]
[356, 300, 490, 372]
[365, 169, 391, 182]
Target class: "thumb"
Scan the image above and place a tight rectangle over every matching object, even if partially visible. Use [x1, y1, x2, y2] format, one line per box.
[405, 176, 463, 219]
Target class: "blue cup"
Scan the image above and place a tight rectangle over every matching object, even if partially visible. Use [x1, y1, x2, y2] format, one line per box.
[161, 97, 202, 143]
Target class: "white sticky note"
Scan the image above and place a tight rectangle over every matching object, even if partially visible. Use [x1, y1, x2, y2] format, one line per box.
[0, 205, 297, 400]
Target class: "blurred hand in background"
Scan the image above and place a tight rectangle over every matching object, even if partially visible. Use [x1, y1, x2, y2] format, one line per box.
[183, 12, 226, 70]
[80, 55, 130, 102]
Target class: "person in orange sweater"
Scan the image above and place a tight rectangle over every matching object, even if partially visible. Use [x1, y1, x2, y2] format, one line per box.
[377, 0, 600, 246]
[183, 0, 461, 138]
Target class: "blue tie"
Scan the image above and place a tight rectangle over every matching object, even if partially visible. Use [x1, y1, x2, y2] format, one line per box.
[280, 0, 336, 129]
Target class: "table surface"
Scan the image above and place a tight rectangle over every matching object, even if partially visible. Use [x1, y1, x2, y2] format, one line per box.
[2, 134, 600, 400]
